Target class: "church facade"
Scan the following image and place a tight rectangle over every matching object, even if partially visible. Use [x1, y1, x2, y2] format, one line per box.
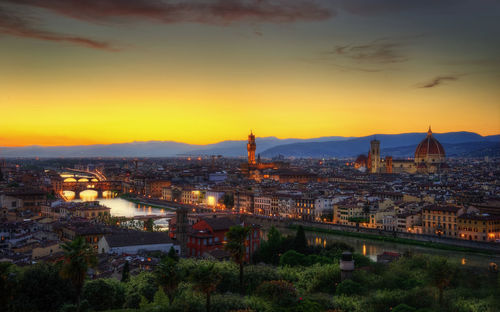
[355, 127, 448, 174]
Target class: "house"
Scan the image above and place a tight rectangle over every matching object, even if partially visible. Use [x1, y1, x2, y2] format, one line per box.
[32, 241, 63, 260]
[187, 217, 260, 262]
[98, 231, 180, 255]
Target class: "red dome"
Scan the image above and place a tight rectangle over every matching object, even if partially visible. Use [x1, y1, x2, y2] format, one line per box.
[415, 127, 445, 159]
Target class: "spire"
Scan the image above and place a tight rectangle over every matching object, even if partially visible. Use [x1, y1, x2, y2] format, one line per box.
[427, 125, 432, 136]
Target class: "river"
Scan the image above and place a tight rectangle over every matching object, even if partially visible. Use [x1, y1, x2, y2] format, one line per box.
[264, 228, 500, 269]
[71, 197, 172, 229]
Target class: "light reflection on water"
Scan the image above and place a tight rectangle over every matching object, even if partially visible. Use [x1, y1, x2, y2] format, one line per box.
[71, 197, 168, 218]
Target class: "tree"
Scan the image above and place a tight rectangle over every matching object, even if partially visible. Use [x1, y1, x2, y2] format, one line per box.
[60, 236, 97, 311]
[225, 225, 251, 292]
[154, 257, 184, 305]
[428, 257, 456, 306]
[82, 278, 125, 311]
[254, 226, 283, 265]
[293, 226, 308, 254]
[191, 262, 221, 312]
[12, 263, 76, 312]
[255, 280, 297, 307]
[167, 246, 179, 262]
[144, 218, 155, 232]
[280, 250, 307, 267]
[121, 261, 130, 283]
[0, 262, 15, 308]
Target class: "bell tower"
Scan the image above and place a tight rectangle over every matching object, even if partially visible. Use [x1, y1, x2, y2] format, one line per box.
[247, 131, 256, 165]
[370, 139, 380, 173]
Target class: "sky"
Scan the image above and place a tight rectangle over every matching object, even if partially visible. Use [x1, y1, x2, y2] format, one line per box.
[0, 0, 499, 146]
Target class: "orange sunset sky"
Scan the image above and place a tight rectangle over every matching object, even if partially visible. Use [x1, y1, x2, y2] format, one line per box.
[1, 0, 499, 146]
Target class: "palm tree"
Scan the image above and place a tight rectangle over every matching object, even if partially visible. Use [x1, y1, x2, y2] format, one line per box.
[60, 236, 97, 310]
[154, 257, 184, 305]
[224, 225, 251, 292]
[190, 262, 221, 312]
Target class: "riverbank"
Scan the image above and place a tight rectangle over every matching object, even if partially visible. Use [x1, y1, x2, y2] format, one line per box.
[288, 224, 497, 256]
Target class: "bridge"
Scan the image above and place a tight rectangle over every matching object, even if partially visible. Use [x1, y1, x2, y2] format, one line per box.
[62, 168, 107, 181]
[61, 180, 123, 198]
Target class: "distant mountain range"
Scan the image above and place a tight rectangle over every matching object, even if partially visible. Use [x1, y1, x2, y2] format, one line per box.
[0, 132, 498, 158]
[261, 132, 500, 158]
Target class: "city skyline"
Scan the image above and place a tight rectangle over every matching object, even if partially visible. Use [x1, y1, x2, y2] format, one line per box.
[1, 0, 499, 146]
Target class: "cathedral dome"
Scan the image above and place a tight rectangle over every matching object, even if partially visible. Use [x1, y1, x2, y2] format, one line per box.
[414, 127, 445, 163]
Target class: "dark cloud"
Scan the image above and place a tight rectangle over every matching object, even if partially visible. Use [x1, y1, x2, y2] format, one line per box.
[331, 38, 408, 64]
[418, 76, 459, 88]
[0, 6, 117, 51]
[314, 37, 412, 72]
[1, 0, 333, 50]
[336, 0, 471, 16]
[6, 0, 334, 24]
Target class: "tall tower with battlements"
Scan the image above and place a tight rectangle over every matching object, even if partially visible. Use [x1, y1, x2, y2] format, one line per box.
[247, 131, 256, 165]
[370, 139, 380, 173]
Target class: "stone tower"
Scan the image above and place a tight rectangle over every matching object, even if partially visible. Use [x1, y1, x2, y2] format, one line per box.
[247, 131, 256, 165]
[370, 139, 380, 173]
[175, 206, 189, 257]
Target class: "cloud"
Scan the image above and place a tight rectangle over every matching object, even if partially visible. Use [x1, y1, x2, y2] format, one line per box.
[0, 6, 117, 51]
[7, 0, 334, 25]
[1, 0, 333, 50]
[313, 37, 413, 72]
[417, 75, 459, 88]
[336, 0, 469, 16]
[331, 38, 408, 64]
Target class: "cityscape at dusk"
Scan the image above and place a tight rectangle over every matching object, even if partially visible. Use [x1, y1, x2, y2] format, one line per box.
[1, 1, 500, 312]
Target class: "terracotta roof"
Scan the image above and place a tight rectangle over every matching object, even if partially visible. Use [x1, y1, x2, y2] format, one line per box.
[415, 127, 445, 158]
[202, 217, 238, 231]
[458, 213, 500, 221]
[423, 205, 461, 213]
[104, 232, 174, 248]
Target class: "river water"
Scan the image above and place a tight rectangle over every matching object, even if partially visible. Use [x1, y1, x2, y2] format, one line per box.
[71, 197, 172, 229]
[265, 228, 500, 269]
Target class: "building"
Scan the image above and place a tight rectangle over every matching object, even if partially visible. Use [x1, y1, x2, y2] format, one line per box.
[369, 139, 380, 174]
[458, 213, 500, 242]
[421, 205, 478, 238]
[295, 197, 316, 221]
[247, 131, 256, 165]
[396, 212, 422, 233]
[234, 191, 254, 214]
[187, 217, 260, 262]
[145, 179, 171, 198]
[240, 131, 287, 177]
[44, 201, 111, 220]
[0, 189, 47, 213]
[56, 221, 113, 251]
[254, 194, 272, 216]
[358, 127, 448, 174]
[414, 127, 447, 173]
[98, 232, 179, 254]
[32, 241, 63, 260]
